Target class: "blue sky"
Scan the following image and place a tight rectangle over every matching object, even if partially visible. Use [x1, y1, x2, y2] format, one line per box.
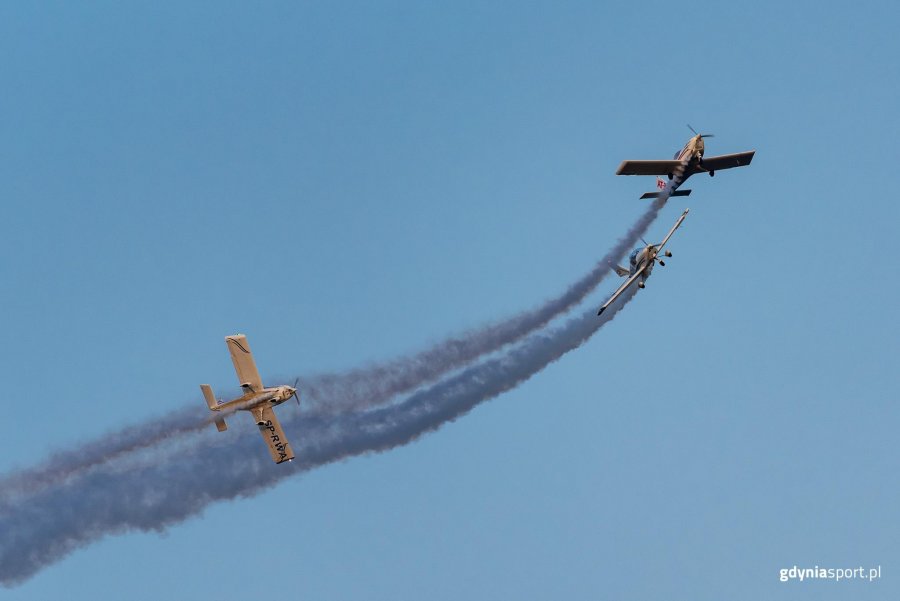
[1, 1, 898, 599]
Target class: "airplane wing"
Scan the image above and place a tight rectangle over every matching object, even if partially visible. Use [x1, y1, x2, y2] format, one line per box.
[701, 150, 755, 172]
[226, 334, 264, 392]
[616, 160, 683, 176]
[256, 406, 294, 464]
[655, 209, 690, 253]
[598, 266, 647, 316]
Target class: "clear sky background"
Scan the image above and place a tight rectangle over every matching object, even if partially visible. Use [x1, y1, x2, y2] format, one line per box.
[1, 1, 898, 599]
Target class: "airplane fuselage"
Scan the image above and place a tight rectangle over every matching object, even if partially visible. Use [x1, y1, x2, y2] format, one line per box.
[212, 385, 296, 413]
[663, 135, 707, 193]
[629, 245, 658, 284]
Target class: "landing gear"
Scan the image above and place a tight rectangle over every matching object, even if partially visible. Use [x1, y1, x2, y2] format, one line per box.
[709, 170, 715, 177]
[667, 173, 673, 180]
[659, 260, 666, 266]
[638, 281, 645, 289]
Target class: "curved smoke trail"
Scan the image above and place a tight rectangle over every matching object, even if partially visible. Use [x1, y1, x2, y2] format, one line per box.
[0, 198, 671, 585]
[0, 200, 667, 502]
[297, 202, 663, 414]
[0, 284, 638, 587]
[294, 160, 684, 414]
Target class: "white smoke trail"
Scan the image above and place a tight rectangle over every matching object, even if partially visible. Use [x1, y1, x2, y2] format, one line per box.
[299, 200, 668, 414]
[0, 199, 667, 502]
[0, 199, 668, 586]
[299, 170, 683, 413]
[0, 283, 638, 587]
[0, 397, 276, 502]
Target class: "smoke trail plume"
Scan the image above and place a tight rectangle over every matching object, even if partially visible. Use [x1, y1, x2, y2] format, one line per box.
[300, 206, 666, 414]
[301, 162, 686, 414]
[0, 284, 638, 587]
[0, 398, 273, 502]
[0, 198, 669, 585]
[0, 199, 667, 503]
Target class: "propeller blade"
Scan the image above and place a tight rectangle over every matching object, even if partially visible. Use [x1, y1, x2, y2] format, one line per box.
[688, 124, 714, 138]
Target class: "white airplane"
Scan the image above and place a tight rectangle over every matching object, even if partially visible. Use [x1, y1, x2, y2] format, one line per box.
[616, 126, 755, 199]
[200, 334, 299, 464]
[598, 209, 689, 316]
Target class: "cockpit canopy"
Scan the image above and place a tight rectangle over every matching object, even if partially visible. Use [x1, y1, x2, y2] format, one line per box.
[629, 247, 641, 266]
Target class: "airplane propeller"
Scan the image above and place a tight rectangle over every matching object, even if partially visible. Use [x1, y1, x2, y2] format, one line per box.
[291, 378, 301, 406]
[687, 124, 714, 138]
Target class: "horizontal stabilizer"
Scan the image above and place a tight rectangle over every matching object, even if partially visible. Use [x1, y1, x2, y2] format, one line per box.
[215, 418, 228, 432]
[639, 189, 691, 200]
[613, 264, 629, 277]
[200, 384, 218, 410]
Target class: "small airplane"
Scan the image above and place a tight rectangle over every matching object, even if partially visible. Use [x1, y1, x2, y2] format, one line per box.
[598, 209, 689, 316]
[616, 126, 755, 199]
[200, 334, 299, 464]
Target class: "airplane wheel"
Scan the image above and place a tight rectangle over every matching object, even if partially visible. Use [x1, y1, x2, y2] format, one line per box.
[667, 173, 673, 180]
[638, 282, 645, 289]
[709, 171, 715, 177]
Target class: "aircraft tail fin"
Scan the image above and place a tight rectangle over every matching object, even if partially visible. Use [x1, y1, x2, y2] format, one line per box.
[201, 385, 228, 431]
[639, 189, 691, 200]
[200, 384, 218, 410]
